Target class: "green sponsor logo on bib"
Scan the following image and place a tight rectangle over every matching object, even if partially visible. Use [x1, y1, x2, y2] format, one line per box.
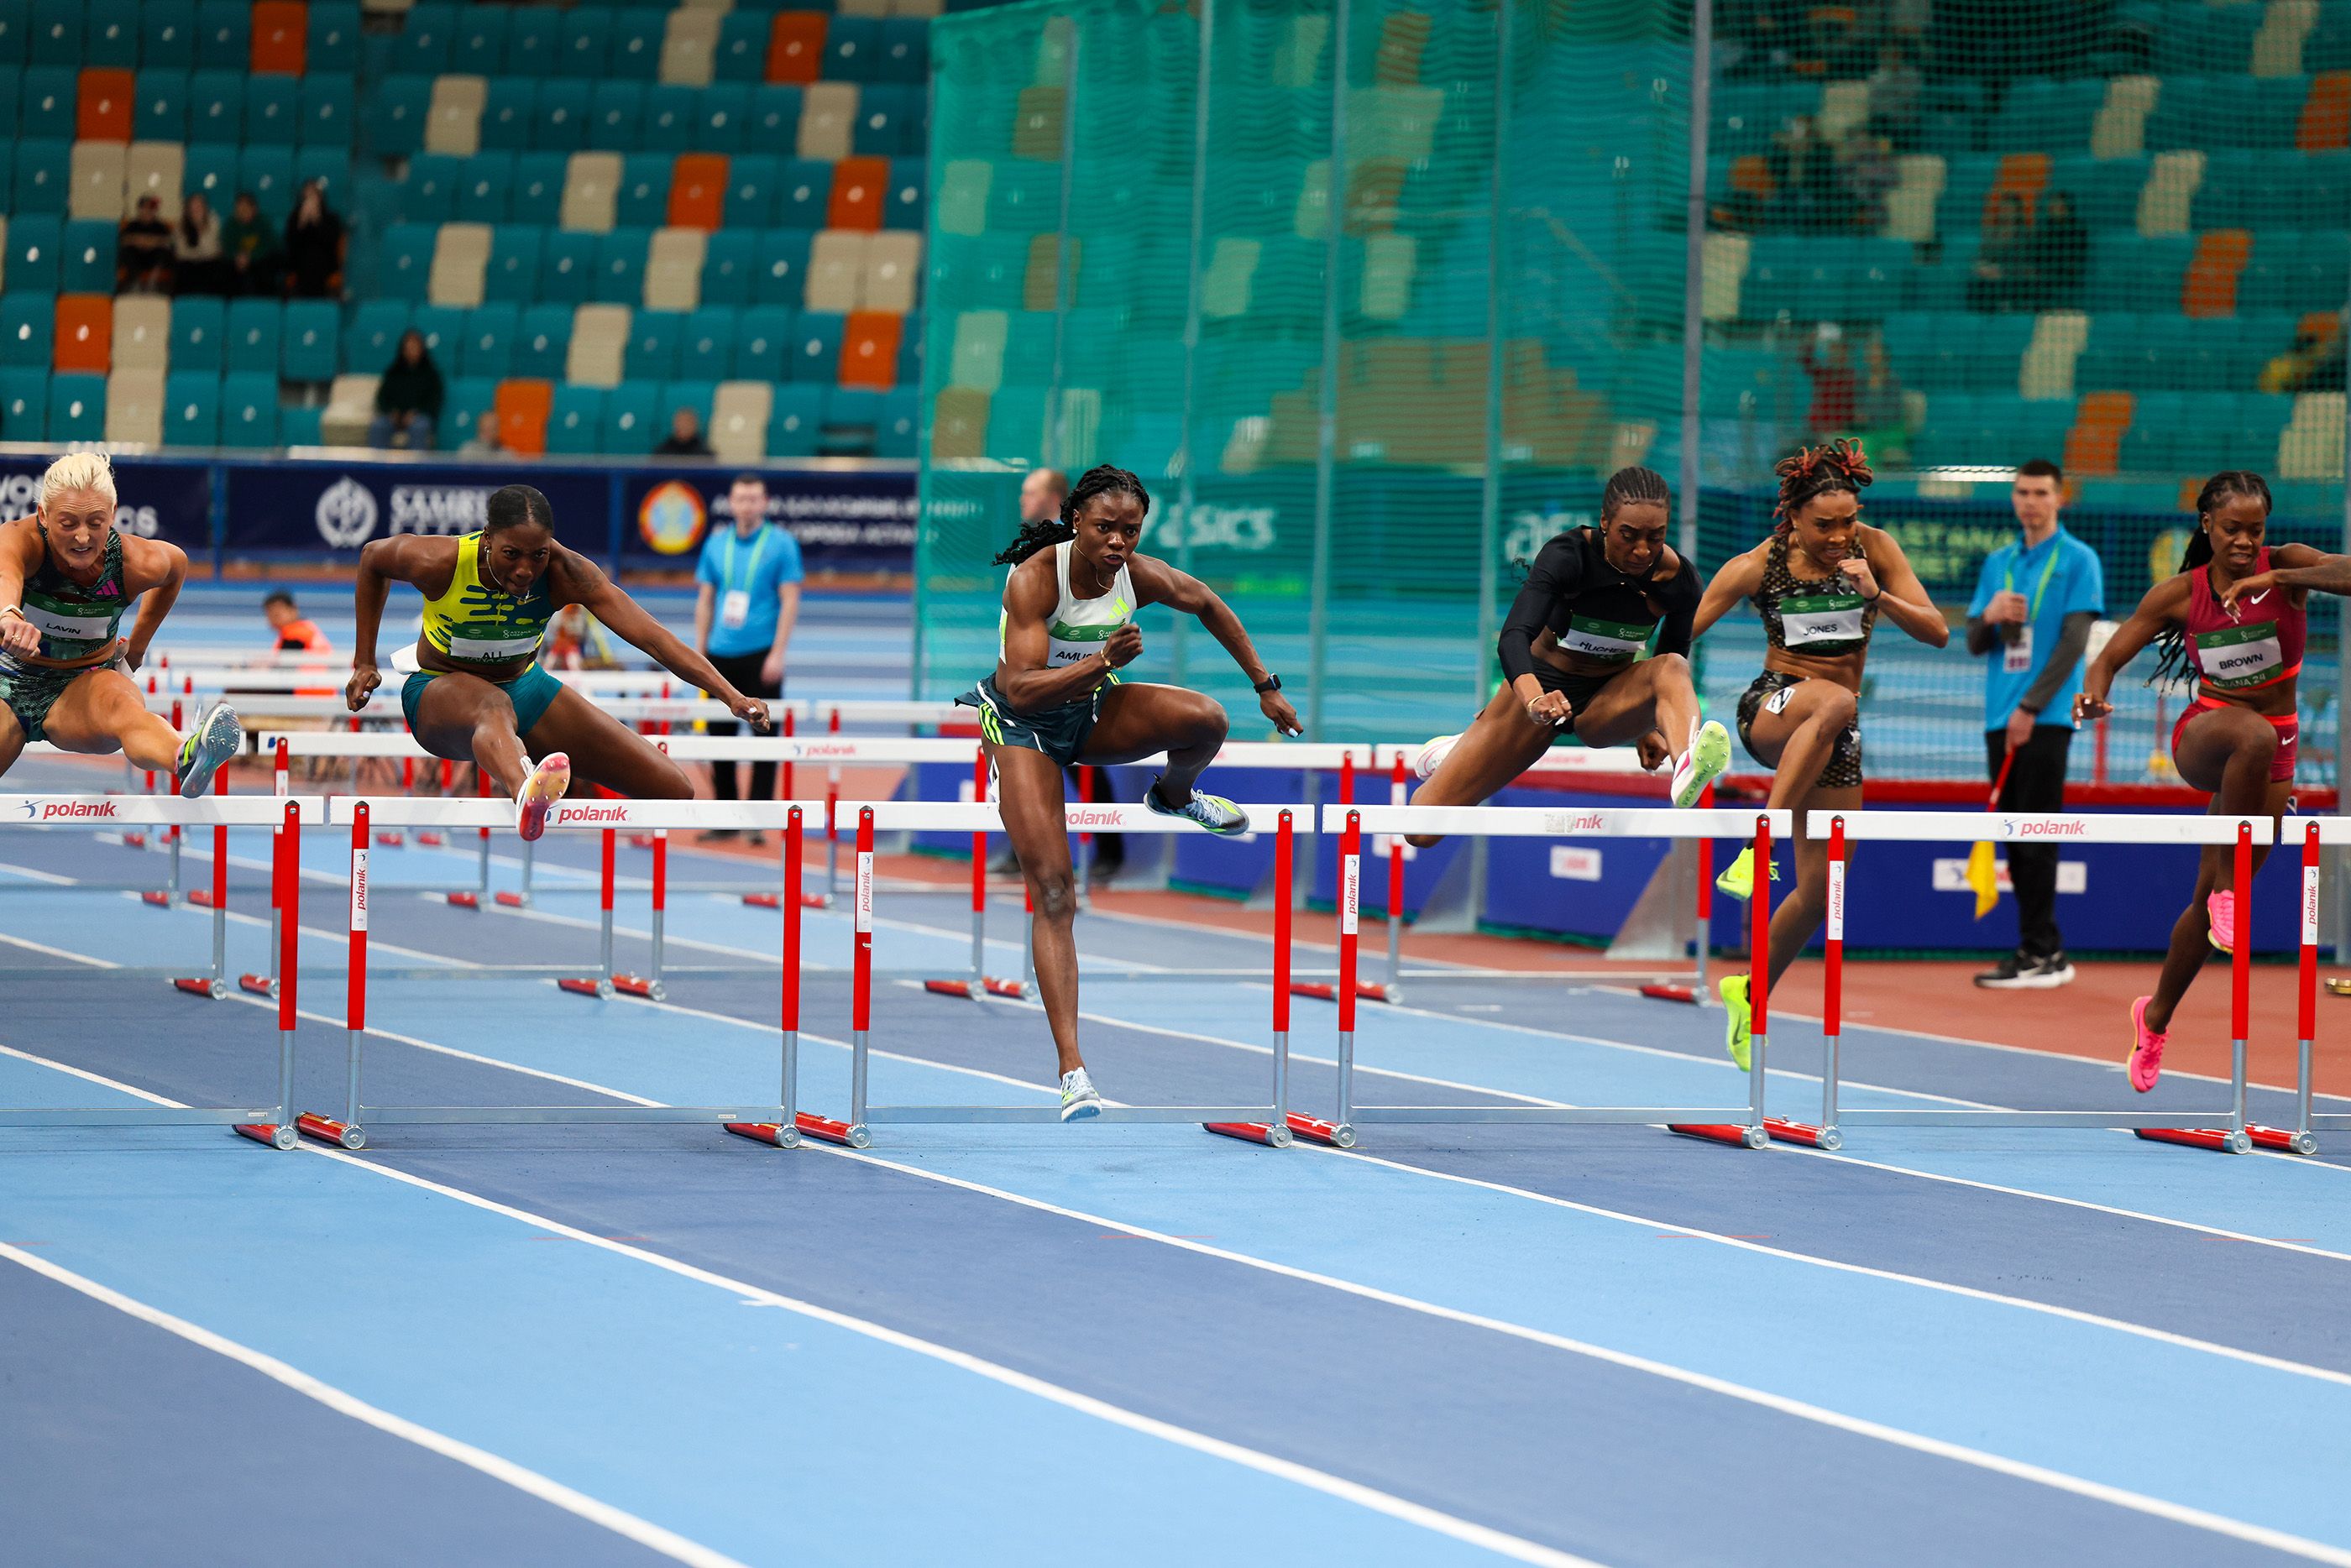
[1779, 592, 1867, 653]
[2195, 619, 2285, 689]
[1559, 614, 1652, 664]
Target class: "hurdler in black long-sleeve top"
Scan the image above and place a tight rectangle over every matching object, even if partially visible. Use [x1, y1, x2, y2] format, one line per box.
[1496, 527, 1702, 684]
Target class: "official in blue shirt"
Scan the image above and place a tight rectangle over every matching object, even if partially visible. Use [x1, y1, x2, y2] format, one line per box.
[1963, 457, 2104, 989]
[694, 473, 804, 834]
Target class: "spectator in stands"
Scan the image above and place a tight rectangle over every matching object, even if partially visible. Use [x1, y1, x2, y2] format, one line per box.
[263, 591, 332, 656]
[368, 330, 443, 451]
[2029, 191, 2087, 311]
[1867, 44, 1924, 148]
[172, 194, 227, 296]
[1966, 191, 2034, 312]
[1767, 116, 1850, 228]
[1799, 322, 1858, 442]
[281, 179, 345, 300]
[1837, 130, 1899, 229]
[1965, 457, 2102, 990]
[222, 191, 279, 296]
[547, 604, 620, 671]
[656, 406, 715, 457]
[458, 410, 504, 456]
[693, 474, 801, 833]
[1855, 335, 1914, 466]
[116, 195, 175, 294]
[2261, 312, 2347, 395]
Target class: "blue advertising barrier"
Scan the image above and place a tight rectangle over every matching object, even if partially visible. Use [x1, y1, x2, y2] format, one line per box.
[621, 466, 914, 577]
[0, 454, 212, 553]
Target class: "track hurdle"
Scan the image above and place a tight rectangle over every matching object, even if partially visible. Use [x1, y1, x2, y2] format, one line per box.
[295, 799, 813, 1150]
[1310, 803, 1789, 1150]
[0, 796, 315, 1147]
[791, 801, 1312, 1147]
[1794, 809, 2277, 1152]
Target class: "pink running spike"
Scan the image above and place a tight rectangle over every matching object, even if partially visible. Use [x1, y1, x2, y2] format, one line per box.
[2205, 889, 2236, 954]
[2128, 996, 2168, 1093]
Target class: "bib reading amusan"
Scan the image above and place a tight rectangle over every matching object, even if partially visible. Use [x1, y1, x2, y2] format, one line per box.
[998, 540, 1136, 669]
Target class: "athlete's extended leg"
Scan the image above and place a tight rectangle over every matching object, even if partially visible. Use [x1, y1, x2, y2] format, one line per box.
[1081, 682, 1228, 800]
[41, 667, 189, 771]
[1573, 653, 1730, 808]
[0, 708, 25, 778]
[2170, 705, 2278, 896]
[523, 686, 693, 799]
[1403, 684, 1554, 847]
[988, 742, 1087, 1080]
[2140, 779, 2287, 1036]
[1739, 677, 1857, 814]
[410, 672, 536, 795]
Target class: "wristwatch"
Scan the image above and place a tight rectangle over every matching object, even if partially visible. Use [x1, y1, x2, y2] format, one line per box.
[1253, 673, 1282, 694]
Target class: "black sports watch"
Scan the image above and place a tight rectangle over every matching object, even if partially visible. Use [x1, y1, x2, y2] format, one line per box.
[1253, 672, 1282, 694]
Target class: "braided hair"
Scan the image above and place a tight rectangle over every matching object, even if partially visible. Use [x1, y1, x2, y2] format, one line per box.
[1771, 438, 1873, 536]
[1601, 465, 1673, 519]
[2149, 470, 2275, 688]
[992, 464, 1151, 566]
[484, 483, 555, 535]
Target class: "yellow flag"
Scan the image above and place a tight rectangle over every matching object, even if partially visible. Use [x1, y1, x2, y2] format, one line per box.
[1966, 839, 2000, 919]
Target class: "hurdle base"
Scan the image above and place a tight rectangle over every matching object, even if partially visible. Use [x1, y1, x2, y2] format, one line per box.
[611, 974, 666, 1001]
[374, 831, 406, 848]
[1760, 1116, 1840, 1149]
[171, 976, 226, 1000]
[2134, 1126, 2254, 1155]
[141, 890, 172, 907]
[493, 891, 528, 907]
[728, 1113, 868, 1149]
[742, 891, 832, 911]
[416, 831, 447, 848]
[1203, 1113, 1354, 1149]
[1668, 1121, 1771, 1150]
[238, 973, 277, 998]
[232, 1122, 299, 1150]
[1639, 983, 1699, 1005]
[557, 976, 615, 1000]
[446, 891, 480, 909]
[123, 831, 148, 849]
[1290, 980, 1394, 1005]
[924, 976, 1028, 1001]
[188, 888, 218, 909]
[627, 834, 657, 850]
[295, 1112, 366, 1151]
[2248, 1123, 2318, 1155]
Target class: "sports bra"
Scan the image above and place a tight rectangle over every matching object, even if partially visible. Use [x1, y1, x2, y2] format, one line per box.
[15, 525, 129, 664]
[1751, 531, 1878, 658]
[999, 540, 1136, 669]
[2186, 546, 2305, 695]
[419, 531, 553, 668]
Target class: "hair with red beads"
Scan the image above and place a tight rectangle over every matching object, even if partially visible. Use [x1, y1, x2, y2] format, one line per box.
[1771, 438, 1873, 536]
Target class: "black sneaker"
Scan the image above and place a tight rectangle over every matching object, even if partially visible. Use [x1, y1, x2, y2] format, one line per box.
[1976, 951, 2076, 990]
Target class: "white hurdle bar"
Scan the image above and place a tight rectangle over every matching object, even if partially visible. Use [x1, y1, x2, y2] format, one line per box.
[0, 795, 317, 1147]
[1800, 810, 2280, 1154]
[1318, 804, 1792, 1149]
[293, 797, 813, 1151]
[787, 800, 1319, 1148]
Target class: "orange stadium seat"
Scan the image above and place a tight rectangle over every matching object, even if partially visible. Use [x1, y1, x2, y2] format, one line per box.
[495, 377, 554, 455]
[668, 154, 729, 230]
[827, 155, 888, 230]
[251, 3, 308, 76]
[2063, 390, 2134, 477]
[1984, 151, 2050, 224]
[2299, 71, 2350, 152]
[2181, 228, 2249, 318]
[76, 68, 136, 143]
[838, 310, 901, 389]
[767, 13, 828, 86]
[53, 294, 114, 374]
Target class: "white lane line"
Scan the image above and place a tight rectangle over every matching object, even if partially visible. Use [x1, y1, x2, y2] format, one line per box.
[0, 1045, 1602, 1568]
[0, 1241, 751, 1568]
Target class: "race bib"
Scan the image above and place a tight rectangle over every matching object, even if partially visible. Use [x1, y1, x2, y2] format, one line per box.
[1558, 614, 1652, 665]
[2194, 621, 2284, 690]
[2003, 624, 2034, 675]
[720, 588, 751, 629]
[1779, 593, 1867, 652]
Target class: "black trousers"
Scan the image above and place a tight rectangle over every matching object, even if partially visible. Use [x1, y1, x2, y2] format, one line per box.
[1985, 724, 2072, 958]
[706, 649, 781, 804]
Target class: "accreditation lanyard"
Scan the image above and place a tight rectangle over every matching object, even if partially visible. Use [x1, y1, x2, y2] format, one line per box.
[718, 526, 769, 630]
[1999, 534, 2062, 674]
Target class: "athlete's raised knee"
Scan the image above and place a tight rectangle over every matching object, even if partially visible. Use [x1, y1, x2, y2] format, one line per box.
[1032, 868, 1078, 922]
[1809, 683, 1860, 729]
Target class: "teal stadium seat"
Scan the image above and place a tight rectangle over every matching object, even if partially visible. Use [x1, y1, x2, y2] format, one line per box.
[308, 3, 359, 72]
[28, 0, 81, 65]
[715, 12, 767, 81]
[86, 0, 138, 66]
[283, 301, 338, 383]
[443, 377, 496, 446]
[18, 65, 73, 138]
[454, 152, 513, 222]
[513, 303, 572, 378]
[546, 384, 603, 453]
[225, 299, 282, 376]
[410, 304, 464, 360]
[2050, 153, 2145, 231]
[617, 154, 672, 227]
[46, 372, 104, 442]
[876, 389, 917, 459]
[344, 301, 408, 372]
[368, 75, 430, 158]
[825, 388, 880, 454]
[278, 405, 321, 447]
[626, 310, 681, 379]
[600, 381, 659, 451]
[0, 370, 47, 440]
[402, 153, 461, 222]
[2156, 1, 2259, 75]
[453, 4, 509, 73]
[895, 313, 920, 386]
[749, 86, 802, 148]
[300, 76, 349, 145]
[195, 0, 249, 69]
[395, 2, 456, 72]
[506, 5, 562, 76]
[135, 69, 188, 140]
[694, 82, 751, 154]
[456, 306, 517, 380]
[609, 8, 665, 81]
[888, 159, 925, 227]
[767, 385, 825, 457]
[380, 223, 439, 301]
[480, 79, 533, 152]
[11, 139, 67, 215]
[181, 141, 237, 206]
[825, 17, 881, 82]
[594, 227, 649, 304]
[1987, 78, 2102, 154]
[0, 67, 19, 135]
[245, 75, 298, 145]
[172, 295, 227, 371]
[2233, 393, 2294, 469]
[511, 152, 566, 224]
[558, 6, 613, 78]
[541, 229, 598, 304]
[485, 225, 543, 301]
[792, 313, 844, 381]
[734, 307, 794, 381]
[640, 84, 695, 153]
[4, 215, 62, 290]
[723, 154, 780, 227]
[0, 294, 55, 366]
[699, 228, 757, 304]
[752, 228, 814, 306]
[0, 0, 22, 63]
[590, 79, 642, 149]
[854, 85, 915, 157]
[139, 0, 196, 69]
[534, 78, 590, 151]
[297, 147, 352, 204]
[679, 307, 734, 380]
[878, 19, 928, 85]
[59, 219, 114, 293]
[240, 145, 296, 208]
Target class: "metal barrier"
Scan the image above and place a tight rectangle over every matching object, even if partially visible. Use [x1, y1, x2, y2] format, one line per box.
[293, 798, 810, 1150]
[0, 794, 317, 1147]
[788, 801, 1313, 1147]
[1783, 809, 2280, 1154]
[1315, 803, 1790, 1150]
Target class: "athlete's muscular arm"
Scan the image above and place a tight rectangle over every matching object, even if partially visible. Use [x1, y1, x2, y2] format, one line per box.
[116, 536, 188, 670]
[1650, 555, 1701, 659]
[346, 535, 459, 710]
[1497, 536, 1579, 692]
[993, 553, 1128, 713]
[2074, 575, 2191, 722]
[1691, 545, 1767, 640]
[1129, 555, 1303, 736]
[2223, 542, 2350, 609]
[556, 551, 771, 729]
[1849, 527, 1949, 649]
[0, 521, 40, 658]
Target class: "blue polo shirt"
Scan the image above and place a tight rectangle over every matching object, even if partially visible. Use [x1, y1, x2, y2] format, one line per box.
[696, 520, 804, 658]
[1966, 525, 2103, 729]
